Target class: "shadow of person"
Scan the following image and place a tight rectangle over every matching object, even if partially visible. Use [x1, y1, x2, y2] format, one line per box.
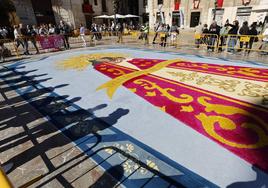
[65, 108, 130, 139]
[2, 107, 129, 174]
[90, 165, 124, 188]
[227, 165, 268, 188]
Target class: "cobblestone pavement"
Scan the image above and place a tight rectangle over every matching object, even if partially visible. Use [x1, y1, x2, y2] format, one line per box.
[0, 67, 120, 187]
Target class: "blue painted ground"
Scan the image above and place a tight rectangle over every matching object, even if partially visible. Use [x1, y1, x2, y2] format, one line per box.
[2, 47, 268, 188]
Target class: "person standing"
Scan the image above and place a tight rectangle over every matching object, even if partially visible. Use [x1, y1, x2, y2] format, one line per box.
[227, 20, 239, 53]
[238, 21, 249, 51]
[14, 25, 24, 51]
[27, 25, 39, 54]
[246, 22, 258, 54]
[219, 20, 229, 52]
[116, 22, 123, 43]
[80, 23, 86, 47]
[195, 22, 203, 48]
[260, 25, 268, 55]
[59, 20, 70, 49]
[159, 24, 168, 47]
[48, 24, 55, 35]
[170, 23, 179, 47]
[39, 24, 48, 36]
[208, 21, 220, 52]
[19, 23, 30, 55]
[152, 22, 160, 44]
[142, 22, 149, 45]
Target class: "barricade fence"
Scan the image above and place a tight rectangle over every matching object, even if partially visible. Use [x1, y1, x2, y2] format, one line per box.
[1, 32, 268, 61]
[219, 34, 267, 53]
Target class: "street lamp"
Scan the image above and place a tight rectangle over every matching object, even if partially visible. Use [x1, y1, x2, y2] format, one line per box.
[213, 0, 217, 21]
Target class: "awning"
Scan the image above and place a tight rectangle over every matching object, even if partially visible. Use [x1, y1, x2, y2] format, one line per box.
[124, 14, 140, 18]
[108, 14, 125, 19]
[94, 15, 109, 19]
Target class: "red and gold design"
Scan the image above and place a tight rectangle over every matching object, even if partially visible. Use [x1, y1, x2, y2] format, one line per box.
[95, 59, 268, 173]
[127, 58, 268, 82]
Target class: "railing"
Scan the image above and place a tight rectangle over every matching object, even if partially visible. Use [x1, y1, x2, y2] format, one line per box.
[218, 34, 267, 53]
[1, 32, 268, 62]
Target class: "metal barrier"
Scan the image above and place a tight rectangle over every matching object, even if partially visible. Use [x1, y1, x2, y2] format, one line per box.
[219, 34, 268, 54]
[176, 33, 219, 51]
[1, 32, 268, 61]
[0, 39, 19, 58]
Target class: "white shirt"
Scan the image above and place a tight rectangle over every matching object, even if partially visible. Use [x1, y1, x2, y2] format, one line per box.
[14, 28, 21, 39]
[80, 27, 85, 35]
[0, 29, 8, 38]
[263, 28, 268, 42]
[48, 27, 55, 34]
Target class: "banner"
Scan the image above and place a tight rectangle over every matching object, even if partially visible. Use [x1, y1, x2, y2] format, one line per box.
[217, 0, 224, 7]
[38, 35, 64, 49]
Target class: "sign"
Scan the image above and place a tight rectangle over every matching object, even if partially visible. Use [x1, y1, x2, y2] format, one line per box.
[195, 34, 201, 39]
[38, 35, 64, 49]
[217, 0, 224, 7]
[240, 36, 250, 42]
[160, 33, 166, 38]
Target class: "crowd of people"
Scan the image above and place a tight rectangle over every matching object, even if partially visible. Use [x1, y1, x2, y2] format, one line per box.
[1, 19, 268, 62]
[0, 20, 73, 61]
[194, 20, 268, 54]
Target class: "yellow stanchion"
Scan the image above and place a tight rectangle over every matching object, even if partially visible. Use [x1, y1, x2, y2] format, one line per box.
[0, 167, 13, 188]
[194, 34, 201, 40]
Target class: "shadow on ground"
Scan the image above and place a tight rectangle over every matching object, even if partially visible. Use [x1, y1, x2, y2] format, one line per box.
[0, 66, 189, 187]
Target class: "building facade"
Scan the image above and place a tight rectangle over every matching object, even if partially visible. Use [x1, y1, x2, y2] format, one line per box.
[143, 0, 268, 29]
[11, 0, 140, 28]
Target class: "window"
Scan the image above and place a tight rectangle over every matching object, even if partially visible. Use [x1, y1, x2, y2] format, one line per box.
[144, 0, 148, 7]
[158, 0, 163, 5]
[236, 7, 252, 25]
[102, 0, 107, 12]
[94, 0, 98, 6]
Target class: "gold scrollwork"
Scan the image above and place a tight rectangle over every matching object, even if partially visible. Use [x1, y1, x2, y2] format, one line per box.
[99, 65, 126, 76]
[174, 63, 268, 79]
[133, 79, 193, 104]
[239, 82, 268, 105]
[167, 71, 240, 92]
[167, 71, 198, 82]
[195, 96, 268, 149]
[196, 75, 240, 92]
[227, 68, 268, 79]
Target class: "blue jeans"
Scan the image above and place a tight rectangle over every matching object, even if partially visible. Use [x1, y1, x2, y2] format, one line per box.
[228, 37, 237, 52]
